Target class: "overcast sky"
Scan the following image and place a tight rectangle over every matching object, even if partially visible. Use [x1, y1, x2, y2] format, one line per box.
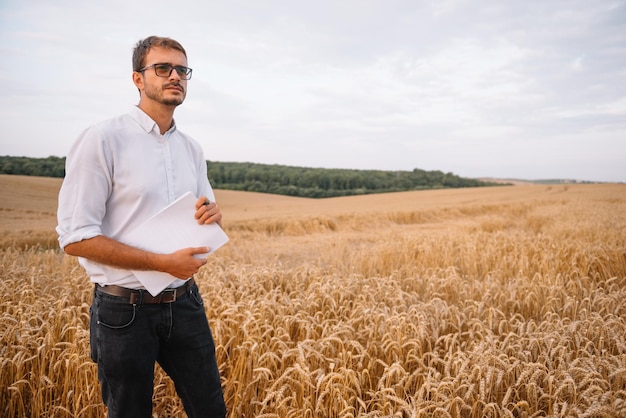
[1, 0, 625, 182]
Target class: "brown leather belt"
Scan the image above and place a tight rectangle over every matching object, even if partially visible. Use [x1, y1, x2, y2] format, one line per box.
[95, 278, 195, 304]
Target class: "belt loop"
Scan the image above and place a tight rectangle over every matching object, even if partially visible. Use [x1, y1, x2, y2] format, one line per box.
[139, 289, 144, 306]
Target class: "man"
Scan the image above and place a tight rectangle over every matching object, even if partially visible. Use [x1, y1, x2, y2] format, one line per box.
[56, 36, 227, 417]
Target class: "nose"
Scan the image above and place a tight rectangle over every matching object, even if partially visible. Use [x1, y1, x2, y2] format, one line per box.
[169, 69, 181, 81]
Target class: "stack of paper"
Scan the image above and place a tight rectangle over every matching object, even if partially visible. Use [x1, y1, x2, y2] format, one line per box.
[121, 192, 229, 296]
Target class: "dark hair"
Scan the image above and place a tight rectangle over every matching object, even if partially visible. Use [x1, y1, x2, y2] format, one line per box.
[132, 36, 187, 71]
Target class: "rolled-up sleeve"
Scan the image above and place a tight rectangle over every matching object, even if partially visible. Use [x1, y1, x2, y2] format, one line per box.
[56, 125, 112, 250]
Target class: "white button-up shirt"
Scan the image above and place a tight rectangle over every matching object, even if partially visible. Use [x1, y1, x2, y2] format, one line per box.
[56, 106, 215, 289]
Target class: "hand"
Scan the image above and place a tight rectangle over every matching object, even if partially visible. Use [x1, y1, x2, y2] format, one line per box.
[161, 247, 209, 279]
[195, 196, 222, 226]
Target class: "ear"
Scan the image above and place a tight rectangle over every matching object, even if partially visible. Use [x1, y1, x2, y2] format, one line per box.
[132, 71, 144, 92]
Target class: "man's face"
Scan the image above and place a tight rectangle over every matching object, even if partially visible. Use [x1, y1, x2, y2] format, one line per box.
[137, 47, 188, 107]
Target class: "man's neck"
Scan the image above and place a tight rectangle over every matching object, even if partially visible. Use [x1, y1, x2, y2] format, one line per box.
[137, 103, 176, 134]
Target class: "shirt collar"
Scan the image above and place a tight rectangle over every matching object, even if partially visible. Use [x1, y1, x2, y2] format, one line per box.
[129, 106, 177, 135]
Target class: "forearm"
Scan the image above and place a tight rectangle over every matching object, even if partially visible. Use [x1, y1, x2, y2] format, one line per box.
[63, 235, 209, 280]
[63, 235, 166, 272]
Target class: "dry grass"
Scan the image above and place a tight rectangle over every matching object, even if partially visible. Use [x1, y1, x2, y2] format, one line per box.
[1, 175, 625, 417]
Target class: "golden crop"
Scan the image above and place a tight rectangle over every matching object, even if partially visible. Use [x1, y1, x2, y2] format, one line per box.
[1, 175, 625, 417]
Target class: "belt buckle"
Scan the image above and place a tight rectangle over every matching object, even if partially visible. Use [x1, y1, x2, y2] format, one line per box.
[161, 288, 177, 303]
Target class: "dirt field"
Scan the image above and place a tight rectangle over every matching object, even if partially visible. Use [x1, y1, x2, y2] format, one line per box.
[1, 174, 615, 241]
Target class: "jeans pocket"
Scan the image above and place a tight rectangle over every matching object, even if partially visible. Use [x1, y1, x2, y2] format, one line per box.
[95, 297, 138, 330]
[189, 286, 205, 308]
[89, 305, 98, 362]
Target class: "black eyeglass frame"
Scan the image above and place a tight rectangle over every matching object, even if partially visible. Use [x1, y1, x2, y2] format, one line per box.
[136, 63, 193, 80]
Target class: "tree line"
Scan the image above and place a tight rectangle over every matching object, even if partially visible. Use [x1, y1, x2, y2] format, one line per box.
[0, 155, 66, 178]
[0, 155, 505, 198]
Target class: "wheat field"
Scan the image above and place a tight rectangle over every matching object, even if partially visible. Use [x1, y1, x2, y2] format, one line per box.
[1, 174, 625, 417]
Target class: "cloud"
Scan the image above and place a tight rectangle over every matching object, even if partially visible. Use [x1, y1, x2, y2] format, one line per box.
[0, 0, 625, 182]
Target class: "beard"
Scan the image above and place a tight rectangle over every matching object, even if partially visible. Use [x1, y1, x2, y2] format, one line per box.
[144, 81, 186, 106]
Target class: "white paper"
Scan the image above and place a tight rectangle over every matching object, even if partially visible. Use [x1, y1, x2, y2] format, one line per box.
[121, 192, 229, 296]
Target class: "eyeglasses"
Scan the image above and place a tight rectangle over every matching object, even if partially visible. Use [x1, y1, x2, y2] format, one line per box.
[137, 63, 193, 80]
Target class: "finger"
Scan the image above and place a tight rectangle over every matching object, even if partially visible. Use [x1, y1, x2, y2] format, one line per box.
[202, 210, 222, 225]
[189, 246, 210, 255]
[202, 201, 213, 212]
[197, 210, 211, 224]
[195, 203, 213, 220]
[195, 196, 211, 210]
[198, 204, 219, 223]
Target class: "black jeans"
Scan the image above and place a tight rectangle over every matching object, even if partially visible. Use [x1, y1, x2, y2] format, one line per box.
[90, 283, 226, 418]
